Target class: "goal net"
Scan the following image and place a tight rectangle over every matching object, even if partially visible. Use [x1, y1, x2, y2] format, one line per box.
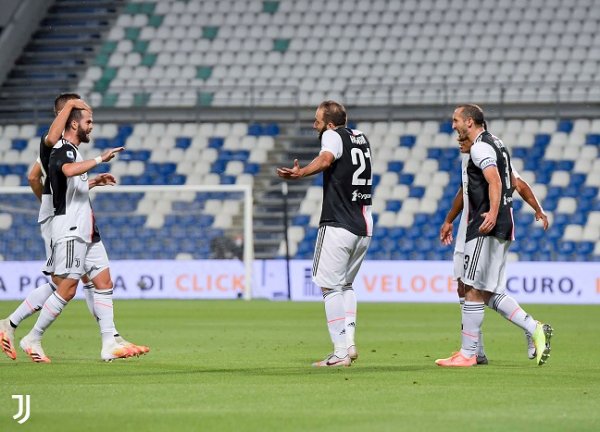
[0, 184, 254, 300]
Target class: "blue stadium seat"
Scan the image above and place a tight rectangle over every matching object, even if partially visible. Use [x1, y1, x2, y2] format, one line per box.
[388, 227, 405, 239]
[264, 123, 280, 136]
[167, 174, 186, 185]
[385, 200, 402, 212]
[175, 137, 192, 149]
[439, 120, 453, 134]
[427, 148, 442, 159]
[36, 125, 47, 137]
[558, 241, 576, 255]
[409, 186, 425, 198]
[512, 148, 527, 159]
[569, 173, 587, 188]
[399, 135, 416, 147]
[555, 160, 574, 171]
[11, 139, 28, 151]
[247, 123, 263, 136]
[534, 134, 551, 147]
[172, 201, 204, 212]
[94, 137, 112, 149]
[371, 174, 380, 187]
[120, 150, 150, 161]
[244, 163, 260, 174]
[556, 119, 573, 133]
[220, 174, 236, 184]
[398, 173, 414, 185]
[387, 161, 404, 172]
[211, 160, 226, 173]
[585, 134, 600, 145]
[117, 124, 133, 138]
[208, 137, 224, 148]
[576, 242, 594, 255]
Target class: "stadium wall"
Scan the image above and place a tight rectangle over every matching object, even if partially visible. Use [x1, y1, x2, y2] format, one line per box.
[1, 260, 598, 304]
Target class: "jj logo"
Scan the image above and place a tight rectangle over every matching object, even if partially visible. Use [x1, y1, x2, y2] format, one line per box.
[12, 394, 31, 424]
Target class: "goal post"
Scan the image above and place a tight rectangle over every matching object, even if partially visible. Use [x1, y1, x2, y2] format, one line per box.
[0, 184, 254, 300]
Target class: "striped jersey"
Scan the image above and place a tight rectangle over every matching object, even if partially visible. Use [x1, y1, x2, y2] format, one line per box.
[319, 127, 373, 237]
[37, 135, 55, 223]
[465, 131, 515, 243]
[48, 139, 100, 243]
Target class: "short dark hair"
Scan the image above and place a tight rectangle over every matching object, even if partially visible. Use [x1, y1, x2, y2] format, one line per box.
[54, 93, 81, 114]
[456, 104, 485, 127]
[319, 100, 347, 127]
[66, 108, 84, 126]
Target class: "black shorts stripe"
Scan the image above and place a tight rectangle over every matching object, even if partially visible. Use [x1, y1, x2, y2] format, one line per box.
[66, 239, 74, 268]
[312, 226, 326, 277]
[467, 237, 484, 280]
[46, 244, 55, 267]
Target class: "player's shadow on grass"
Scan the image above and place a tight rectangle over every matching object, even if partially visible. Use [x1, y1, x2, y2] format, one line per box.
[73, 363, 428, 378]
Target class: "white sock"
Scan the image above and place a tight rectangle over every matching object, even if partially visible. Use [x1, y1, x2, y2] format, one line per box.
[478, 331, 485, 357]
[93, 289, 117, 345]
[83, 282, 96, 317]
[488, 293, 537, 334]
[31, 292, 68, 338]
[342, 286, 357, 348]
[460, 301, 485, 358]
[459, 295, 485, 356]
[9, 282, 55, 327]
[323, 290, 347, 358]
[86, 282, 120, 337]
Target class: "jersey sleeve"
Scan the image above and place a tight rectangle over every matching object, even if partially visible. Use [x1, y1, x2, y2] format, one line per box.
[320, 129, 343, 160]
[470, 142, 497, 171]
[51, 145, 76, 172]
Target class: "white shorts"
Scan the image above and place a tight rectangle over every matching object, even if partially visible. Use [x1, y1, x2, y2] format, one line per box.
[51, 238, 109, 280]
[462, 236, 510, 293]
[312, 225, 371, 290]
[40, 219, 54, 275]
[453, 250, 464, 281]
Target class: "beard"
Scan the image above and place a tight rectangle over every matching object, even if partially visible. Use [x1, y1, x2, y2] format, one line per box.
[318, 126, 327, 139]
[77, 125, 90, 143]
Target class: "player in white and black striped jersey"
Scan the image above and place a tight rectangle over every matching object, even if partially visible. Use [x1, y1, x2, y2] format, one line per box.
[436, 104, 553, 367]
[278, 101, 372, 367]
[0, 94, 148, 362]
[15, 105, 146, 362]
[440, 149, 550, 364]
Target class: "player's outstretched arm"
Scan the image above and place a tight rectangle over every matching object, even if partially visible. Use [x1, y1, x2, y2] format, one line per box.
[440, 186, 463, 245]
[28, 160, 43, 201]
[277, 152, 334, 180]
[514, 174, 549, 230]
[62, 147, 124, 178]
[45, 99, 92, 147]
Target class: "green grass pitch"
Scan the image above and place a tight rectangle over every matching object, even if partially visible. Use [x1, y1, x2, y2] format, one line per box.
[0, 300, 598, 431]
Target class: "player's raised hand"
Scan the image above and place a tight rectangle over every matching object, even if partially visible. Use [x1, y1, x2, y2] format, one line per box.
[92, 173, 117, 187]
[439, 222, 454, 246]
[71, 99, 92, 113]
[277, 159, 302, 180]
[101, 147, 125, 162]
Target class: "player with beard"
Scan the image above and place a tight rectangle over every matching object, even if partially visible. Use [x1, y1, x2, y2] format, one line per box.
[277, 101, 373, 367]
[435, 104, 553, 367]
[0, 94, 148, 361]
[18, 107, 142, 362]
[440, 133, 549, 364]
